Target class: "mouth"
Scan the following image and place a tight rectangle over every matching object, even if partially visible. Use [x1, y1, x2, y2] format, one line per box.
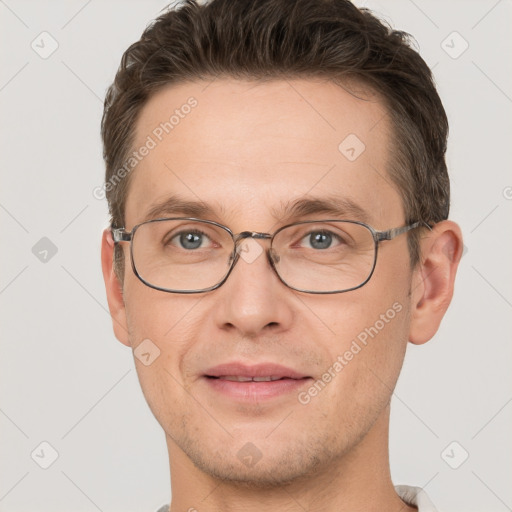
[206, 375, 303, 382]
[203, 375, 312, 401]
[202, 362, 312, 401]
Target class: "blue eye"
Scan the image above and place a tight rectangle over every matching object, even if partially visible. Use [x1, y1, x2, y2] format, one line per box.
[301, 230, 343, 250]
[172, 230, 209, 250]
[309, 231, 332, 249]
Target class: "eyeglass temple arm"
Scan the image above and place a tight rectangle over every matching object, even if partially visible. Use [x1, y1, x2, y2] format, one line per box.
[111, 228, 131, 243]
[375, 220, 432, 242]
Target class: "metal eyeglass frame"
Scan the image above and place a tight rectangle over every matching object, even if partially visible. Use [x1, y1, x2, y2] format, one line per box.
[112, 217, 432, 295]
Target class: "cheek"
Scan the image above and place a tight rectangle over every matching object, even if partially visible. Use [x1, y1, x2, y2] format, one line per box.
[123, 287, 200, 424]
[123, 279, 202, 393]
[123, 272, 195, 341]
[320, 301, 410, 431]
[292, 299, 410, 453]
[304, 272, 411, 406]
[357, 302, 410, 382]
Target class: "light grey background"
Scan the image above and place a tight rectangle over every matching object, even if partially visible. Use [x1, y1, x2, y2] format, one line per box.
[1, 1, 511, 511]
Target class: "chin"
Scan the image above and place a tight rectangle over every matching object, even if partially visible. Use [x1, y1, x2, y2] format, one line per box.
[178, 431, 341, 489]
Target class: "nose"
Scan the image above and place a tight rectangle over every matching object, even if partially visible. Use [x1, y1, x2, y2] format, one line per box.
[213, 237, 294, 337]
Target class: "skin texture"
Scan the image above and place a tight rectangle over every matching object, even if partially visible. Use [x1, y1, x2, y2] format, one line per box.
[101, 79, 463, 512]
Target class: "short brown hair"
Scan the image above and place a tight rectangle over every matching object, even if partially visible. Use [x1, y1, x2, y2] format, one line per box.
[101, 0, 450, 275]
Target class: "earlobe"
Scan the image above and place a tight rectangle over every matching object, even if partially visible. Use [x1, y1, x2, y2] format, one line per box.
[101, 228, 130, 346]
[408, 220, 463, 345]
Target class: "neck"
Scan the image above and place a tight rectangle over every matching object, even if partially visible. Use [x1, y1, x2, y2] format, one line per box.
[165, 405, 416, 512]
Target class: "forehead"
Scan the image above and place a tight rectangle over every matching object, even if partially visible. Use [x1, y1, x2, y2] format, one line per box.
[124, 78, 403, 229]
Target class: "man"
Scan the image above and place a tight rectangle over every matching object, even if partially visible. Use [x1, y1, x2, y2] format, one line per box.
[100, 1, 463, 510]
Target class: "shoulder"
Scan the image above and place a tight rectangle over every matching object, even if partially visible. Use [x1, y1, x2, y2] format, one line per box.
[395, 485, 438, 512]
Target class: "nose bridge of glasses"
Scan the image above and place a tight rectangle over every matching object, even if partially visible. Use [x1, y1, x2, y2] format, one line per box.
[232, 231, 279, 265]
[235, 231, 272, 242]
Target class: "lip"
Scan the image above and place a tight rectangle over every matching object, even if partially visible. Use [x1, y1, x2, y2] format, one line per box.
[205, 362, 309, 379]
[203, 362, 312, 401]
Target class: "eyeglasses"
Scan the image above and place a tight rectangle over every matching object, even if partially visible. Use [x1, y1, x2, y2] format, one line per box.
[112, 217, 430, 294]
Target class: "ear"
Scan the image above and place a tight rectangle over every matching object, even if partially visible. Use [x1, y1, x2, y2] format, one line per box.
[408, 220, 463, 345]
[101, 228, 130, 346]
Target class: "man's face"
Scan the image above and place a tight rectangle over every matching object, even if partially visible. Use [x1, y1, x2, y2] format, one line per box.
[118, 79, 415, 485]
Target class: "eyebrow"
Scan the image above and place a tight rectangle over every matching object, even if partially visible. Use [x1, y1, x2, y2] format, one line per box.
[143, 194, 222, 222]
[141, 193, 372, 225]
[271, 196, 372, 224]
